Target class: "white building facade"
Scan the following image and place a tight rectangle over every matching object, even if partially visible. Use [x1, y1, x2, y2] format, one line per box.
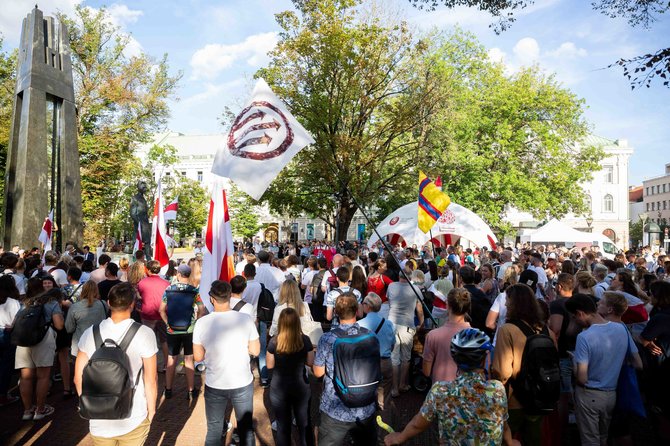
[505, 135, 633, 249]
[136, 132, 367, 242]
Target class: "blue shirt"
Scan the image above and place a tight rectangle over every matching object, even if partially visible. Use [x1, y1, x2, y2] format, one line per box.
[314, 323, 376, 422]
[574, 321, 637, 390]
[358, 312, 395, 358]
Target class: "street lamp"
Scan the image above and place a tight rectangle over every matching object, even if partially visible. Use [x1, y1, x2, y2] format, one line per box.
[640, 212, 648, 247]
[586, 216, 593, 232]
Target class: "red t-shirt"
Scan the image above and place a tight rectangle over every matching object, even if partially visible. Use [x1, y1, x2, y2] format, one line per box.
[137, 275, 170, 321]
[367, 274, 394, 303]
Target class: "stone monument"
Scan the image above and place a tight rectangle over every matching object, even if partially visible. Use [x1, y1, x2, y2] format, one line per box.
[2, 6, 83, 251]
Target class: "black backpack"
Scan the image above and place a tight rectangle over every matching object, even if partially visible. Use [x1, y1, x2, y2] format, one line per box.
[329, 326, 381, 408]
[510, 320, 560, 415]
[11, 304, 50, 346]
[257, 283, 276, 322]
[310, 270, 326, 303]
[79, 322, 142, 420]
[165, 287, 198, 331]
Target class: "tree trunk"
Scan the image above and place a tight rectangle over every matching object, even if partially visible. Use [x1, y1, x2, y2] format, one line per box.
[336, 193, 358, 243]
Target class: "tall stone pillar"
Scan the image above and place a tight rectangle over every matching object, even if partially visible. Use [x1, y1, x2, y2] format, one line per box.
[2, 6, 83, 250]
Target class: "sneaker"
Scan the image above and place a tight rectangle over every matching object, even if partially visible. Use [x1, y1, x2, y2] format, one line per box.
[163, 388, 172, 399]
[187, 389, 200, 401]
[21, 408, 34, 421]
[33, 404, 55, 420]
[52, 373, 62, 382]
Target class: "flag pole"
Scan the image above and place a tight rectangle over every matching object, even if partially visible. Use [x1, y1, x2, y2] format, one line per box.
[428, 228, 438, 263]
[336, 183, 437, 326]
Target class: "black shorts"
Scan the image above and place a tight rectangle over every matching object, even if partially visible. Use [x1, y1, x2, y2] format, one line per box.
[167, 332, 193, 357]
[55, 328, 72, 350]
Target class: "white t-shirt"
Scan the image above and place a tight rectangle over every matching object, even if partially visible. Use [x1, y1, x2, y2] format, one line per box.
[230, 297, 254, 318]
[527, 265, 548, 299]
[0, 297, 21, 329]
[489, 292, 507, 346]
[301, 269, 318, 303]
[320, 267, 340, 293]
[3, 270, 26, 295]
[78, 318, 158, 438]
[192, 311, 259, 390]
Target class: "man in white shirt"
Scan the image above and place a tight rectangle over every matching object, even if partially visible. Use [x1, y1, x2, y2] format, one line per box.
[33, 251, 68, 287]
[89, 254, 111, 284]
[242, 264, 262, 320]
[229, 276, 255, 318]
[193, 280, 260, 446]
[321, 254, 344, 294]
[527, 252, 548, 299]
[74, 282, 158, 444]
[496, 249, 514, 283]
[325, 267, 362, 325]
[235, 250, 255, 275]
[254, 251, 284, 301]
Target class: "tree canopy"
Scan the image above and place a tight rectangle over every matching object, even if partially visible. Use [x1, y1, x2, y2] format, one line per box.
[58, 5, 181, 242]
[410, 0, 670, 88]
[0, 39, 16, 221]
[255, 0, 602, 239]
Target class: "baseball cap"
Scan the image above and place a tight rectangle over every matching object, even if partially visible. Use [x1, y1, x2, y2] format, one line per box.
[177, 264, 191, 276]
[547, 252, 557, 260]
[519, 269, 539, 291]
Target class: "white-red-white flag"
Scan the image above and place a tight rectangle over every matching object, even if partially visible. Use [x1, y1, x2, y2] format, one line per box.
[199, 179, 235, 312]
[151, 181, 170, 268]
[38, 209, 54, 252]
[133, 222, 142, 254]
[211, 78, 315, 200]
[164, 197, 178, 221]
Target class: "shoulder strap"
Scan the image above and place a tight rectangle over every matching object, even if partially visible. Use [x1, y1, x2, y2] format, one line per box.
[93, 323, 103, 349]
[375, 318, 386, 334]
[233, 300, 246, 312]
[118, 322, 141, 352]
[509, 319, 537, 338]
[67, 283, 83, 299]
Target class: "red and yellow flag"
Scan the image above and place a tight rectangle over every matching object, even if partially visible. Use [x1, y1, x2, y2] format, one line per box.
[418, 171, 451, 233]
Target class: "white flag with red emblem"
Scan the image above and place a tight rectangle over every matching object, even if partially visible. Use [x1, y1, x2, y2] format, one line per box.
[151, 181, 170, 267]
[38, 209, 54, 252]
[133, 222, 142, 253]
[199, 179, 236, 312]
[211, 78, 315, 200]
[163, 197, 178, 221]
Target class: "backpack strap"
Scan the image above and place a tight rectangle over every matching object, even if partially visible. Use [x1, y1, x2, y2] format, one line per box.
[118, 322, 141, 352]
[232, 300, 246, 312]
[93, 323, 103, 349]
[374, 318, 385, 335]
[66, 283, 83, 300]
[509, 319, 539, 338]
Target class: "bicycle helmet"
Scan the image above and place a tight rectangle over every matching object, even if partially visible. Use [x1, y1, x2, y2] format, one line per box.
[450, 328, 493, 370]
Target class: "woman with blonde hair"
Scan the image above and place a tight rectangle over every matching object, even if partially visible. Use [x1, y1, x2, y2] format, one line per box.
[127, 261, 146, 288]
[117, 257, 130, 282]
[266, 308, 314, 446]
[574, 271, 597, 295]
[188, 257, 202, 288]
[270, 280, 312, 336]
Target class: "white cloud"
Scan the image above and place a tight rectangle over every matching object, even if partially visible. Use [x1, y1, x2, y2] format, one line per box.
[181, 78, 248, 107]
[0, 0, 80, 43]
[513, 37, 540, 65]
[106, 3, 143, 27]
[190, 32, 278, 80]
[487, 47, 507, 65]
[546, 42, 587, 59]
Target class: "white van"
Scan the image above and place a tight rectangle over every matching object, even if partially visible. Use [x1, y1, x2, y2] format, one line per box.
[590, 235, 620, 260]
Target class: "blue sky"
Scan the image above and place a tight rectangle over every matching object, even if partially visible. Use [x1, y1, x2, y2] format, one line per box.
[1, 0, 668, 186]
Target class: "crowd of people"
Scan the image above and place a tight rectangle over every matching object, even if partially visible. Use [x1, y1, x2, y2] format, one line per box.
[0, 239, 669, 446]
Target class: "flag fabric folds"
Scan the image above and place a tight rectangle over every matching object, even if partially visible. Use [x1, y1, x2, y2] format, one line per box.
[418, 171, 451, 233]
[200, 180, 236, 312]
[133, 222, 142, 254]
[151, 181, 170, 268]
[164, 198, 178, 221]
[38, 209, 54, 252]
[211, 78, 315, 200]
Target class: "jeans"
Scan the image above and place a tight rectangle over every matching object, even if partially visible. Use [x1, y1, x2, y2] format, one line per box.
[204, 382, 254, 446]
[0, 330, 16, 395]
[318, 412, 376, 446]
[258, 321, 269, 381]
[270, 379, 313, 446]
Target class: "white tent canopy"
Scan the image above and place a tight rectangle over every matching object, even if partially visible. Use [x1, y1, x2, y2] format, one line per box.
[527, 219, 594, 244]
[368, 202, 498, 249]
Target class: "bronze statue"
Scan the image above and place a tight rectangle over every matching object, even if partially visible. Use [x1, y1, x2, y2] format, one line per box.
[130, 180, 152, 258]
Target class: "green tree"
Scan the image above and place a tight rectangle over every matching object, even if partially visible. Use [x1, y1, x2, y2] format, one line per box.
[0, 38, 17, 221]
[410, 0, 670, 88]
[58, 6, 181, 242]
[257, 0, 443, 241]
[168, 176, 209, 241]
[629, 219, 642, 247]
[228, 185, 262, 241]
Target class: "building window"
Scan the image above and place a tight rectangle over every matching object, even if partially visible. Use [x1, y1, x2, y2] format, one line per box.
[603, 194, 613, 213]
[647, 203, 650, 211]
[197, 171, 203, 182]
[665, 201, 668, 210]
[604, 166, 613, 183]
[652, 202, 656, 211]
